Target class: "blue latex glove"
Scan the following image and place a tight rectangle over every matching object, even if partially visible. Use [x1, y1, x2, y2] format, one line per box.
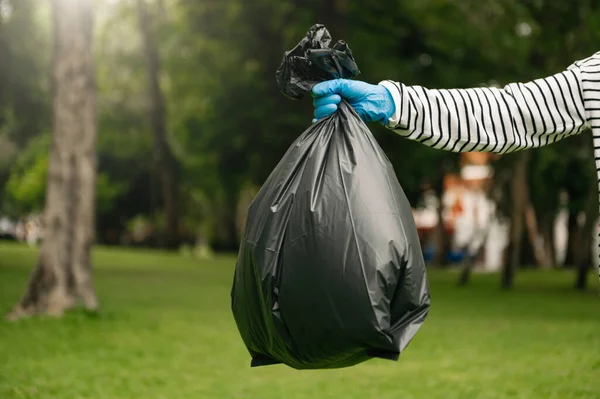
[311, 79, 396, 124]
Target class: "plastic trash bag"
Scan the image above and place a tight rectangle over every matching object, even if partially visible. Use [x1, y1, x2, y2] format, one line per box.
[231, 24, 430, 370]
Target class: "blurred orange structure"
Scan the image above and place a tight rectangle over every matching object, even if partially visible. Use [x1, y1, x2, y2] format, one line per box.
[440, 153, 494, 234]
[413, 152, 508, 269]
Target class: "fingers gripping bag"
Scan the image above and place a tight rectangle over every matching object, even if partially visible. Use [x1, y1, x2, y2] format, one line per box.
[231, 24, 430, 370]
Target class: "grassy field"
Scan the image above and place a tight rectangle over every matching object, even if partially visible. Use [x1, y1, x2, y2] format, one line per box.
[0, 242, 599, 399]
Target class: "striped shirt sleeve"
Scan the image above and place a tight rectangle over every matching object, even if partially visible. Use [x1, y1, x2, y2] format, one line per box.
[574, 52, 600, 283]
[381, 51, 600, 281]
[574, 52, 600, 138]
[379, 56, 599, 154]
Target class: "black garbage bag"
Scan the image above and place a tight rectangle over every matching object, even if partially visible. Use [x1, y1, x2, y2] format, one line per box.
[231, 24, 430, 370]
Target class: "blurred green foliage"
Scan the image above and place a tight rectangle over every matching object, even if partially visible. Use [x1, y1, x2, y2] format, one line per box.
[0, 0, 599, 250]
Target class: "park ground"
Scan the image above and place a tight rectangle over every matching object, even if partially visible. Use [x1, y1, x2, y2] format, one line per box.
[0, 242, 599, 399]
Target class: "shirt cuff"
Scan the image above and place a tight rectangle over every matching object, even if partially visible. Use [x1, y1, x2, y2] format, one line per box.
[378, 80, 407, 129]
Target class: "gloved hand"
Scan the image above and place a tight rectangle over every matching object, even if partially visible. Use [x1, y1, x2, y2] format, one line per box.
[311, 79, 396, 124]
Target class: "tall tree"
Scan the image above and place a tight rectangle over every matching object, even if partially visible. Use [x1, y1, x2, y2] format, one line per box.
[574, 185, 597, 290]
[136, 0, 180, 248]
[8, 0, 98, 319]
[502, 151, 530, 289]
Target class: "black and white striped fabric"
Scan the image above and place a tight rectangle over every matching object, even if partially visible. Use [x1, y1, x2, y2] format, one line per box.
[379, 51, 600, 279]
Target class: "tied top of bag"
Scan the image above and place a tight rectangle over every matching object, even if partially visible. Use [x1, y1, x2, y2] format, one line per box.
[276, 24, 360, 100]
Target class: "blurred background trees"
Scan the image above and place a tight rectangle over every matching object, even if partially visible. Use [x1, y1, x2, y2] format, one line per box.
[1, 0, 599, 287]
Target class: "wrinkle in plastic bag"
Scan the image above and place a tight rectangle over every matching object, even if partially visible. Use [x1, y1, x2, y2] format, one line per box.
[231, 24, 430, 370]
[276, 24, 360, 100]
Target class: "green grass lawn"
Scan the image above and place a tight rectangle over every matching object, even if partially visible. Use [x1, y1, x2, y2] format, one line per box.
[0, 242, 598, 399]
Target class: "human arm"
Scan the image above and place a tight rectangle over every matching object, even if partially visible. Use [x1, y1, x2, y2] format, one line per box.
[312, 52, 600, 154]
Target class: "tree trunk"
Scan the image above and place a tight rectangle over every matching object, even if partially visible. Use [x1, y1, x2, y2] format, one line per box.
[431, 203, 450, 266]
[574, 186, 597, 290]
[574, 220, 592, 289]
[541, 213, 556, 268]
[564, 212, 579, 267]
[524, 202, 551, 267]
[432, 162, 453, 267]
[8, 0, 98, 320]
[575, 251, 592, 290]
[458, 244, 483, 286]
[502, 151, 529, 289]
[137, 0, 180, 249]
